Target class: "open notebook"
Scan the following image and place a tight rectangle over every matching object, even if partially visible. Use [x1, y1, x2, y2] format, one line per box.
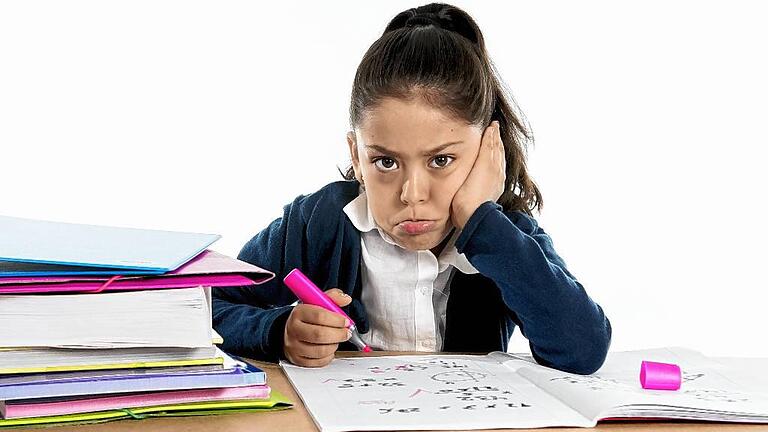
[282, 348, 768, 431]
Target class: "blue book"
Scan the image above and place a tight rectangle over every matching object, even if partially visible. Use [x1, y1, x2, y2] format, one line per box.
[0, 215, 220, 276]
[0, 364, 266, 400]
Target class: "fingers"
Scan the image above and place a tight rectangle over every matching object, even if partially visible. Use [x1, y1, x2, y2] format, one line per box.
[297, 353, 336, 368]
[483, 121, 506, 176]
[482, 120, 498, 148]
[297, 303, 349, 328]
[283, 299, 354, 367]
[285, 349, 336, 368]
[292, 316, 351, 344]
[286, 340, 340, 361]
[493, 121, 506, 172]
[283, 331, 342, 367]
[288, 304, 350, 344]
[325, 288, 353, 307]
[283, 331, 338, 366]
[483, 121, 503, 151]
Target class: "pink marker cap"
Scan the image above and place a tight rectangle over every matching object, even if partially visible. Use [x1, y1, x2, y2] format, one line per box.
[640, 360, 681, 390]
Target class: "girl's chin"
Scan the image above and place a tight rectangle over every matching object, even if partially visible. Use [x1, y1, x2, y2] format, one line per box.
[391, 230, 451, 252]
[397, 239, 438, 251]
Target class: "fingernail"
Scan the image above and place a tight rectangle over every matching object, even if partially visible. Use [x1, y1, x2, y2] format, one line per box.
[347, 329, 353, 339]
[344, 318, 351, 327]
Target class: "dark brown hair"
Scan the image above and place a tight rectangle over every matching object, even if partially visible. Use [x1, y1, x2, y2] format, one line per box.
[344, 3, 542, 215]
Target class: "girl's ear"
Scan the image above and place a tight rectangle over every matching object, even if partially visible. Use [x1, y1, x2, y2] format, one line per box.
[347, 131, 363, 183]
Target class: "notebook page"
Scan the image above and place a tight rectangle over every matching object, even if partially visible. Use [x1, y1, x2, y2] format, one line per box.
[501, 348, 768, 423]
[281, 354, 591, 432]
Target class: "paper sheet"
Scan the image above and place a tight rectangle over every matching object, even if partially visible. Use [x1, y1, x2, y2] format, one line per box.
[282, 349, 768, 431]
[505, 348, 768, 422]
[281, 354, 590, 432]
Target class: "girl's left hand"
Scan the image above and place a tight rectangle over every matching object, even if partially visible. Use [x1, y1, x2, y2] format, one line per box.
[451, 121, 507, 230]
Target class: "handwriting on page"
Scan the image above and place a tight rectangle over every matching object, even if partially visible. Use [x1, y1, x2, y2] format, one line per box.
[315, 357, 537, 417]
[682, 388, 751, 403]
[547, 371, 755, 404]
[548, 375, 631, 391]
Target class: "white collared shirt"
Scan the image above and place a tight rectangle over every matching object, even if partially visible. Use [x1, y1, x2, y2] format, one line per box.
[342, 190, 479, 351]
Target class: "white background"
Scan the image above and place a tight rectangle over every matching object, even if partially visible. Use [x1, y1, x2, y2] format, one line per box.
[1, 1, 766, 358]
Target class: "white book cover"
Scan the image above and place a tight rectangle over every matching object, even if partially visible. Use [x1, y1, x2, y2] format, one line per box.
[0, 287, 212, 348]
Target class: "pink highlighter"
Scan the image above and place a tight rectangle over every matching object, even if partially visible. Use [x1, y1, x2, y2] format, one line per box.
[283, 268, 372, 353]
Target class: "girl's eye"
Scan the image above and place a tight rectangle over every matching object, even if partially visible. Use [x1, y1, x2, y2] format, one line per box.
[429, 155, 455, 168]
[373, 157, 398, 171]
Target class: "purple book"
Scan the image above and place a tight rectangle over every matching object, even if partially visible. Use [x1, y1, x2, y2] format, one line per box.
[0, 362, 266, 401]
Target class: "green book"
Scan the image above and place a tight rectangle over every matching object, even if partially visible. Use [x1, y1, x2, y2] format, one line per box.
[0, 391, 292, 428]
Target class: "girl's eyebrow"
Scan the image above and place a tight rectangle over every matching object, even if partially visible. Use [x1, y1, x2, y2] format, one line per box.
[422, 141, 465, 156]
[365, 141, 465, 158]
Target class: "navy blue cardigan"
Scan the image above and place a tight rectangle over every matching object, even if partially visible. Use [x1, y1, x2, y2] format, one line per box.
[212, 180, 611, 374]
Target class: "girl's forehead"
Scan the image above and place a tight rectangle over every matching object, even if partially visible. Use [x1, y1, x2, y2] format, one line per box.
[362, 97, 462, 128]
[357, 97, 481, 152]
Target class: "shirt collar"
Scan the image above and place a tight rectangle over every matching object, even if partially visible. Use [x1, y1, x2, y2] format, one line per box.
[342, 189, 479, 275]
[342, 187, 378, 233]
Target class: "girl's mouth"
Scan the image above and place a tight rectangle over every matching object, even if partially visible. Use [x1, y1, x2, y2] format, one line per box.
[396, 220, 436, 235]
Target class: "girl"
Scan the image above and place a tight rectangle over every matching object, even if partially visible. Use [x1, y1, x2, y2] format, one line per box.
[213, 3, 611, 374]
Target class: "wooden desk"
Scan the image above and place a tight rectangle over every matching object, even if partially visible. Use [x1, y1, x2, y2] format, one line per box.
[7, 352, 768, 432]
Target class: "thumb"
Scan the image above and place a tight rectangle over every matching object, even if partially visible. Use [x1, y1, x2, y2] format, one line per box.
[324, 288, 352, 307]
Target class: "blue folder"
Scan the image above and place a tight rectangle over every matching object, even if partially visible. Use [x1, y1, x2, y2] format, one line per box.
[0, 215, 220, 276]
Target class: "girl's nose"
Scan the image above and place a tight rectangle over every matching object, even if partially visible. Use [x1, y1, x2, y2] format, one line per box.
[400, 170, 429, 205]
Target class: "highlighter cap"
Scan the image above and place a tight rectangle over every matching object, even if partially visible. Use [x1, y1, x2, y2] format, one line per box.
[640, 360, 681, 391]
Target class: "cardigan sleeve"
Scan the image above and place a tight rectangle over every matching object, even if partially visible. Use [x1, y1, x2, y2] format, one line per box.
[212, 195, 309, 362]
[455, 202, 612, 374]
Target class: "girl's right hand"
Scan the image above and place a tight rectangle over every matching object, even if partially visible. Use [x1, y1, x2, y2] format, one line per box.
[283, 288, 352, 367]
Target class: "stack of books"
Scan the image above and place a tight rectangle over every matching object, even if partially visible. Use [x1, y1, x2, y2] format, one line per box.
[0, 215, 291, 428]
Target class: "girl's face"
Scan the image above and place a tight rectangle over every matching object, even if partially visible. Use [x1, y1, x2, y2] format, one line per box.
[348, 97, 483, 251]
